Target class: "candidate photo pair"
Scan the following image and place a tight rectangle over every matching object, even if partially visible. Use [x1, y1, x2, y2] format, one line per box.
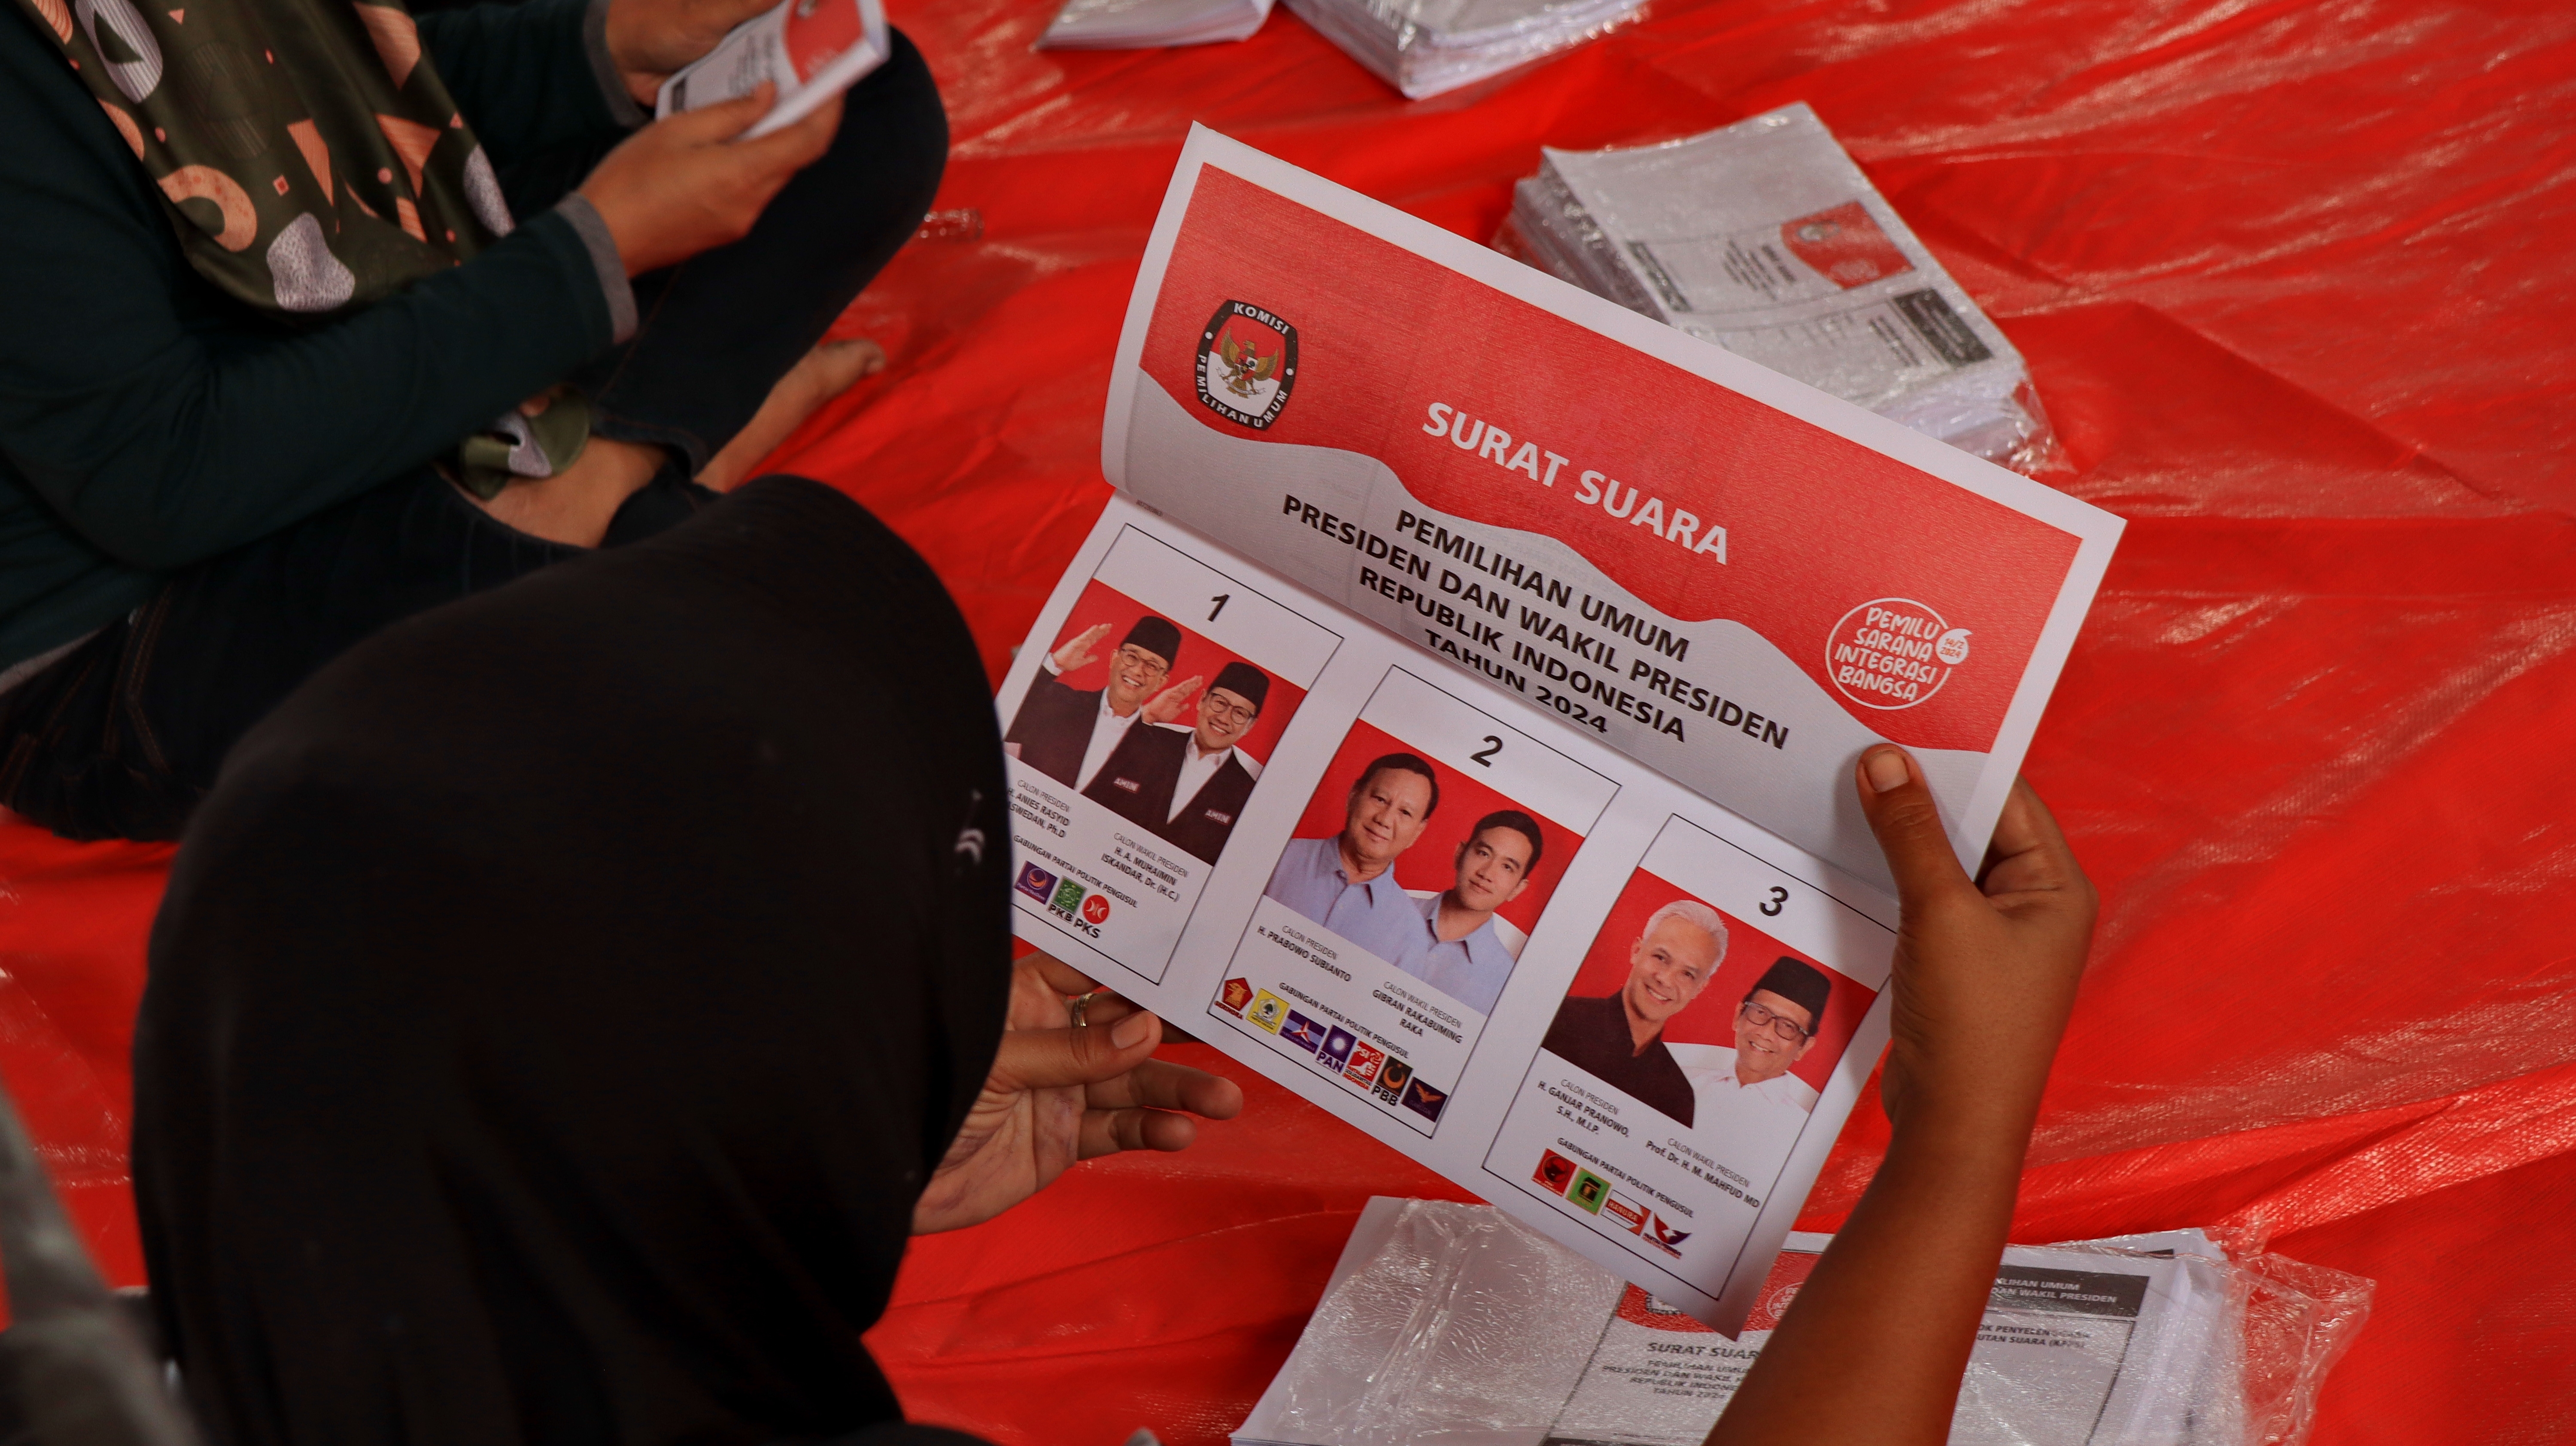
[1005, 610, 1285, 866]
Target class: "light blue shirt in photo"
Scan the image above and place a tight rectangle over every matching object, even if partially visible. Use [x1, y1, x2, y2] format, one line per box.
[1263, 835, 1425, 966]
[1394, 894, 1517, 1018]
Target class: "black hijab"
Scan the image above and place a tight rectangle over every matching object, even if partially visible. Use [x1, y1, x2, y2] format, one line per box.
[133, 477, 1012, 1446]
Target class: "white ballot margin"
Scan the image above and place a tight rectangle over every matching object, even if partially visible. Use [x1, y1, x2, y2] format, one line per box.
[1099, 127, 2122, 886]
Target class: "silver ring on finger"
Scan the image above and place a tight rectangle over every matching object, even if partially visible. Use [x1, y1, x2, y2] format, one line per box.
[1068, 988, 1105, 1029]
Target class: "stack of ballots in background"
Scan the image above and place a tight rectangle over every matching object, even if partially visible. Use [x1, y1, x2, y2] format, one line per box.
[1235, 1199, 2372, 1446]
[1036, 0, 1275, 49]
[1498, 104, 2058, 474]
[1279, 0, 1646, 99]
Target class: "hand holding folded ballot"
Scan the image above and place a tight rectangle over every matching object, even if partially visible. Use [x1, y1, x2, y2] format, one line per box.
[911, 952, 1244, 1236]
[577, 85, 841, 276]
[604, 0, 788, 104]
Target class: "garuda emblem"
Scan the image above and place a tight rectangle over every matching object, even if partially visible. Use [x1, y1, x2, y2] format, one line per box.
[1194, 300, 1299, 429]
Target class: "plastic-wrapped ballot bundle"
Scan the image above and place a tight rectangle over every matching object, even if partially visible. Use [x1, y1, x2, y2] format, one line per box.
[1236, 1199, 2374, 1446]
[1496, 104, 2058, 474]
[1037, 0, 1275, 49]
[1279, 0, 1645, 100]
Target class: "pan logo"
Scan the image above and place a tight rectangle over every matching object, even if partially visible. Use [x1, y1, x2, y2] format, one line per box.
[1195, 301, 1298, 430]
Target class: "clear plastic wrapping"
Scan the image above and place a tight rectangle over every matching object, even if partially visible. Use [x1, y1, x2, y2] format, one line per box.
[1236, 1199, 2373, 1446]
[1278, 0, 1646, 100]
[1495, 104, 2061, 475]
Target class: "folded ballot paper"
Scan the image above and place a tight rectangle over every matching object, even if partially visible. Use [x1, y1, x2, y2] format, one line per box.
[655, 0, 889, 137]
[1498, 105, 2057, 474]
[1234, 1200, 2265, 1446]
[995, 128, 2120, 1331]
[1280, 0, 1644, 99]
[1038, 0, 1276, 50]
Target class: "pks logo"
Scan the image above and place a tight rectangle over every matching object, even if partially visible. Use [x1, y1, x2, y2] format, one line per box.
[1827, 597, 1971, 711]
[1042, 876, 1107, 938]
[1014, 863, 1057, 903]
[1195, 301, 1297, 430]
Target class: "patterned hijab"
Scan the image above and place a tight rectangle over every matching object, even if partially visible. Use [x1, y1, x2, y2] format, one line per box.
[15, 0, 510, 313]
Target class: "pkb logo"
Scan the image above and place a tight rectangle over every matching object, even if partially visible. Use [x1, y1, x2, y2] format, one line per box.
[1022, 868, 1112, 937]
[1194, 301, 1298, 430]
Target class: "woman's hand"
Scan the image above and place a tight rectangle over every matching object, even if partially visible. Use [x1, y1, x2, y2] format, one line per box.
[1704, 751, 2094, 1446]
[575, 85, 841, 278]
[1858, 747, 2097, 1144]
[911, 952, 1245, 1235]
[603, 0, 778, 106]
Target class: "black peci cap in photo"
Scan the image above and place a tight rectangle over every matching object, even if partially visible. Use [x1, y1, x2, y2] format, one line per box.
[1750, 956, 1832, 1030]
[1120, 615, 1183, 666]
[1209, 661, 1270, 710]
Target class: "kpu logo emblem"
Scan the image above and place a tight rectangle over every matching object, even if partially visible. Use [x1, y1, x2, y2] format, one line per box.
[1195, 301, 1298, 430]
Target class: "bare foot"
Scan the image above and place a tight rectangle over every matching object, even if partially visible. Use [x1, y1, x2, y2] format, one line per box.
[472, 436, 663, 547]
[698, 338, 887, 492]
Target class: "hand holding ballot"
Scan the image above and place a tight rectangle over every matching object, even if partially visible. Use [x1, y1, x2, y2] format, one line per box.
[604, 0, 791, 104]
[911, 952, 1243, 1236]
[998, 129, 2120, 1329]
[1706, 753, 2096, 1446]
[1856, 751, 2098, 1139]
[576, 83, 841, 276]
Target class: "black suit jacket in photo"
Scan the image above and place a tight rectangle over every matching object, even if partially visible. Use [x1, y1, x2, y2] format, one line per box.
[1004, 670, 1105, 787]
[1539, 994, 1697, 1128]
[1083, 724, 1259, 866]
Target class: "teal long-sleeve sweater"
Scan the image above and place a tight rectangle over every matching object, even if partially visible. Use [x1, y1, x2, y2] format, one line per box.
[0, 0, 638, 670]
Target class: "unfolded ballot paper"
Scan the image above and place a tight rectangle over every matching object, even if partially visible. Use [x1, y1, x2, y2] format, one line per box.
[1038, 0, 1276, 50]
[1280, 0, 1645, 99]
[995, 128, 2121, 1331]
[1499, 105, 2057, 473]
[1233, 1200, 2246, 1446]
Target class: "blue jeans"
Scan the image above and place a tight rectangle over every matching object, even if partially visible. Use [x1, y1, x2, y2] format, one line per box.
[0, 34, 945, 841]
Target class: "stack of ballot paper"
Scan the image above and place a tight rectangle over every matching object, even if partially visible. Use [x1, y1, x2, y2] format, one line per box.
[1498, 104, 2058, 472]
[1038, 0, 1275, 49]
[1235, 1199, 2246, 1446]
[1280, 0, 1645, 99]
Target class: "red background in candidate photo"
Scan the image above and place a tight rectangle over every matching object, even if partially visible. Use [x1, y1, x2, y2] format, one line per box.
[1041, 579, 1308, 765]
[1556, 865, 1876, 1094]
[1284, 718, 1581, 938]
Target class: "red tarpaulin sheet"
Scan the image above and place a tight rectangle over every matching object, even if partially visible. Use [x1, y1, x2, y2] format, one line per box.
[3, 0, 2573, 1440]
